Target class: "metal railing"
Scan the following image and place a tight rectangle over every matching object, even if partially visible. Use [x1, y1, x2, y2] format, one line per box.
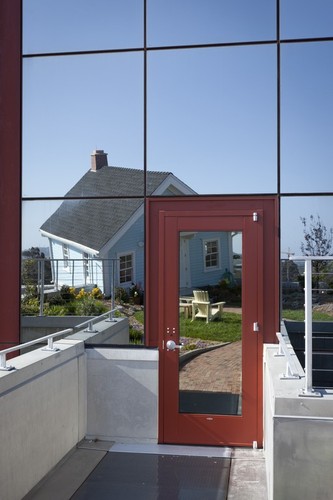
[22, 257, 120, 316]
[278, 256, 333, 397]
[275, 331, 301, 380]
[0, 306, 122, 372]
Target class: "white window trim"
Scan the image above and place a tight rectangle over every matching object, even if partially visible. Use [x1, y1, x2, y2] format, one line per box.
[203, 238, 221, 272]
[118, 251, 135, 287]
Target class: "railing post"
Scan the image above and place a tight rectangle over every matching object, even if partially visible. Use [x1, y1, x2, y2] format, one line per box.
[42, 336, 60, 352]
[302, 259, 321, 397]
[39, 258, 45, 317]
[0, 352, 15, 371]
[84, 320, 98, 333]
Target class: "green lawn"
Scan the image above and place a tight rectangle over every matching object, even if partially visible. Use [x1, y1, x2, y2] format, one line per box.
[179, 312, 241, 343]
[131, 309, 241, 344]
[282, 309, 333, 321]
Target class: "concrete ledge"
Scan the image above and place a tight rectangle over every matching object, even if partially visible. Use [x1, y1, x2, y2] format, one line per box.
[0, 340, 87, 500]
[264, 343, 333, 500]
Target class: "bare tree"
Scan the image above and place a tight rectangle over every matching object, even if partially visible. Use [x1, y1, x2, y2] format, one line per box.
[300, 215, 333, 291]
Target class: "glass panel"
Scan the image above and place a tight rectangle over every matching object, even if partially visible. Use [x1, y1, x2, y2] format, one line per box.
[178, 231, 242, 415]
[281, 196, 333, 321]
[148, 46, 277, 195]
[281, 43, 333, 193]
[281, 0, 333, 39]
[148, 0, 275, 46]
[21, 200, 145, 345]
[23, 0, 143, 54]
[23, 53, 143, 197]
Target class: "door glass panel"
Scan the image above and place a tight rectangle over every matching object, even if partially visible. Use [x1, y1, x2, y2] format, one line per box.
[178, 231, 242, 415]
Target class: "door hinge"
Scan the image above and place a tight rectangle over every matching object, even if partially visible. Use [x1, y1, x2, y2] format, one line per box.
[253, 212, 258, 222]
[253, 322, 260, 332]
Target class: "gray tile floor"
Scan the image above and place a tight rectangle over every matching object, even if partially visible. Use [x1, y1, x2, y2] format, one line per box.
[24, 441, 267, 500]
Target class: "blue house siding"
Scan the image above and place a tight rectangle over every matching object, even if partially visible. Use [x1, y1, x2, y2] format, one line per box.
[102, 215, 145, 295]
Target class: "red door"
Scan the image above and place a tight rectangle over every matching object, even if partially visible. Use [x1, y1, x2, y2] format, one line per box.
[146, 197, 278, 448]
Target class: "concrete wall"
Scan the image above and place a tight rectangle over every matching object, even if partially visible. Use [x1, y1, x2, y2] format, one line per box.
[21, 315, 129, 345]
[0, 340, 87, 500]
[264, 344, 333, 500]
[86, 347, 158, 443]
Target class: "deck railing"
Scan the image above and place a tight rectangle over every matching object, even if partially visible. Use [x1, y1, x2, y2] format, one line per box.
[0, 306, 122, 371]
[278, 256, 333, 397]
[22, 257, 120, 315]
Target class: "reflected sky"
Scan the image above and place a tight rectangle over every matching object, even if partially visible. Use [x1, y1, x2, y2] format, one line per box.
[22, 3, 333, 253]
[280, 0, 333, 39]
[23, 0, 143, 53]
[147, 0, 276, 46]
[281, 197, 333, 256]
[23, 53, 143, 197]
[148, 45, 277, 194]
[281, 43, 333, 193]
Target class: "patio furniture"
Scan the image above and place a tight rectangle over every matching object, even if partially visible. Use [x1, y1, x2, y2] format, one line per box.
[191, 290, 225, 323]
[179, 296, 194, 319]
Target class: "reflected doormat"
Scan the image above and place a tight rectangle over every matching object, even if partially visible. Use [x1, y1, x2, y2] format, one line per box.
[71, 451, 230, 500]
[179, 390, 239, 415]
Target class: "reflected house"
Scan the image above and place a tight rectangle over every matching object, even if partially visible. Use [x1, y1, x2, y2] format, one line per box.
[39, 150, 235, 295]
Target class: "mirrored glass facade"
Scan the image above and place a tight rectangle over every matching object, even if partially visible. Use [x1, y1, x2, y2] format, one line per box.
[22, 1, 333, 336]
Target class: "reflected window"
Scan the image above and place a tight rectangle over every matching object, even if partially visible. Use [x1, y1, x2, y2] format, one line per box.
[204, 239, 220, 270]
[119, 253, 134, 285]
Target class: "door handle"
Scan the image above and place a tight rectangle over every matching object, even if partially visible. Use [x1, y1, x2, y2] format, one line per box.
[166, 340, 183, 351]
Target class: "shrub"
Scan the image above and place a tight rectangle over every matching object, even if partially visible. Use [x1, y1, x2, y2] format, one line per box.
[21, 298, 40, 315]
[130, 327, 144, 344]
[90, 287, 104, 300]
[47, 291, 66, 306]
[76, 288, 88, 300]
[115, 287, 129, 303]
[75, 296, 108, 316]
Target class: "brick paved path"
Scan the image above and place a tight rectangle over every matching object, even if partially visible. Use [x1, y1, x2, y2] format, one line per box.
[179, 341, 242, 395]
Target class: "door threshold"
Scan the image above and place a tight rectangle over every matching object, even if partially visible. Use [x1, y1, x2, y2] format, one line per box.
[109, 442, 232, 458]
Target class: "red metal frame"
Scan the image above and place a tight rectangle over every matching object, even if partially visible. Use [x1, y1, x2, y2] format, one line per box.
[0, 0, 21, 349]
[146, 196, 279, 447]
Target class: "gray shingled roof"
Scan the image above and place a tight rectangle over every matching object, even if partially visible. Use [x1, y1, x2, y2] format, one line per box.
[40, 166, 171, 252]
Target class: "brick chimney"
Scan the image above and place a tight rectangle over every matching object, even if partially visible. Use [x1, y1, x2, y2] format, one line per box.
[91, 149, 108, 171]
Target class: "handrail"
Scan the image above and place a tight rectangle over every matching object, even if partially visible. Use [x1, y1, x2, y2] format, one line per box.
[0, 328, 73, 371]
[275, 332, 301, 380]
[0, 306, 123, 372]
